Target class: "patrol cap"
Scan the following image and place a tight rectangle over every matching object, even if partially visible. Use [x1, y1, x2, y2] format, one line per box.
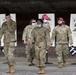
[58, 17, 64, 21]
[58, 17, 65, 24]
[42, 14, 49, 20]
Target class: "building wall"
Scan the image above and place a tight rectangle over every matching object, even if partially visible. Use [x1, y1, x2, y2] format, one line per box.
[0, 13, 73, 58]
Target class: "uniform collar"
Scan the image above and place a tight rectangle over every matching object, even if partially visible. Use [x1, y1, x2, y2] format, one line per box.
[58, 24, 65, 27]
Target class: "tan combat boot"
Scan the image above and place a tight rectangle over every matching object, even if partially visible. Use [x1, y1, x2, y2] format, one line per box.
[58, 62, 63, 68]
[28, 62, 32, 66]
[41, 68, 45, 74]
[28, 61, 34, 66]
[63, 62, 67, 67]
[38, 68, 42, 74]
[6, 66, 11, 73]
[10, 65, 15, 73]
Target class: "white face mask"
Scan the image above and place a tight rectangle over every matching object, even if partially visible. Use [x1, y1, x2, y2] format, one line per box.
[36, 24, 42, 28]
[58, 20, 63, 24]
[32, 23, 37, 26]
[43, 19, 48, 23]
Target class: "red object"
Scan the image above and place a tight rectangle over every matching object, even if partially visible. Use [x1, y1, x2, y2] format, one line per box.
[58, 17, 64, 21]
[42, 14, 49, 20]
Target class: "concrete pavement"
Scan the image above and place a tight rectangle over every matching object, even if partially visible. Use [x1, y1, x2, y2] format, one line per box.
[0, 57, 76, 75]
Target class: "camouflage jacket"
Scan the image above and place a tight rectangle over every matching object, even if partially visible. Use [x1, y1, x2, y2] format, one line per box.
[51, 24, 73, 45]
[43, 22, 51, 32]
[31, 26, 51, 47]
[22, 25, 35, 43]
[0, 19, 16, 43]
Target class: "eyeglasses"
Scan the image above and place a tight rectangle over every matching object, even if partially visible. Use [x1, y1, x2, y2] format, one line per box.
[32, 22, 36, 23]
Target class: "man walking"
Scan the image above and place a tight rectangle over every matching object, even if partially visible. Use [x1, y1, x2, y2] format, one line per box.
[0, 13, 16, 73]
[51, 17, 73, 68]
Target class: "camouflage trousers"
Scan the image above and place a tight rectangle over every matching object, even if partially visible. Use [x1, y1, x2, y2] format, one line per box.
[35, 45, 46, 68]
[25, 44, 35, 62]
[4, 42, 15, 66]
[55, 44, 69, 63]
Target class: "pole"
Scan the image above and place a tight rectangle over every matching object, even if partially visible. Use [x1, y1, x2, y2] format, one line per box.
[45, 50, 53, 64]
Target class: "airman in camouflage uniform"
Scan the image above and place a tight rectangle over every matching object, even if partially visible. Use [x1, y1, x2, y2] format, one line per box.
[43, 20, 51, 32]
[0, 13, 16, 73]
[31, 19, 51, 74]
[51, 17, 73, 68]
[42, 14, 51, 32]
[22, 19, 36, 66]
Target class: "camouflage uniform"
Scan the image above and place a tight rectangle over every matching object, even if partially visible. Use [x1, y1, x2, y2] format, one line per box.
[51, 25, 73, 63]
[43, 22, 51, 32]
[31, 26, 51, 68]
[22, 25, 35, 63]
[0, 19, 16, 66]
